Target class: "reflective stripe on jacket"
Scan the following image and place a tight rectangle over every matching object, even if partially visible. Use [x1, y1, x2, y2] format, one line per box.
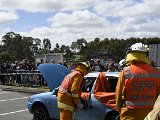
[123, 64, 160, 109]
[144, 112, 151, 120]
[58, 101, 74, 111]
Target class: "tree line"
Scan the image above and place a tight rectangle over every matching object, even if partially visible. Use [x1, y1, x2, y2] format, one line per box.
[0, 31, 160, 63]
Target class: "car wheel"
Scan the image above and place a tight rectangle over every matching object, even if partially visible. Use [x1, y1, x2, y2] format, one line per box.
[105, 112, 120, 120]
[33, 105, 50, 120]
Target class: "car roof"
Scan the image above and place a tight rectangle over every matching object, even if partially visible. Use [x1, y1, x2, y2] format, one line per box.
[85, 71, 120, 78]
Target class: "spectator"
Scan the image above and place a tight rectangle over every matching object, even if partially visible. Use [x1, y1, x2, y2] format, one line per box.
[107, 62, 118, 72]
[51, 59, 55, 64]
[58, 61, 62, 65]
[37, 59, 43, 67]
[63, 61, 68, 68]
[95, 59, 104, 71]
[21, 59, 30, 70]
[69, 62, 76, 71]
[13, 61, 19, 70]
[28, 61, 36, 70]
[89, 59, 95, 71]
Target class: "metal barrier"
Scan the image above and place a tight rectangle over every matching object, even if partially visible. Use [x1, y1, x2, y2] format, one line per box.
[0, 70, 46, 87]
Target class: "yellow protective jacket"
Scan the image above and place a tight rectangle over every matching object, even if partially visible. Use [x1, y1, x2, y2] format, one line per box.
[115, 63, 160, 120]
[144, 95, 160, 120]
[58, 70, 84, 112]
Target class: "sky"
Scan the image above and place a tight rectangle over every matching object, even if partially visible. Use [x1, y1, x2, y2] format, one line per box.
[0, 0, 160, 48]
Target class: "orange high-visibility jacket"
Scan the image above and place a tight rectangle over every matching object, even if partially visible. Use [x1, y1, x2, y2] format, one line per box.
[116, 63, 160, 120]
[58, 70, 83, 112]
[123, 64, 160, 109]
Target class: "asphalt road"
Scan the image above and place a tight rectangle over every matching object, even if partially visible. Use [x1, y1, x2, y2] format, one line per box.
[0, 89, 33, 120]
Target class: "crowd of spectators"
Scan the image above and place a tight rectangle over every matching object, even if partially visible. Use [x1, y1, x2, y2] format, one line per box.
[0, 58, 120, 75]
[0, 60, 37, 74]
[0, 60, 40, 86]
[88, 59, 119, 72]
[0, 59, 77, 86]
[0, 58, 120, 86]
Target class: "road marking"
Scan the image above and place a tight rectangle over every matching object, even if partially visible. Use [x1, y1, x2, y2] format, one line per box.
[0, 109, 28, 116]
[0, 91, 12, 94]
[0, 97, 28, 102]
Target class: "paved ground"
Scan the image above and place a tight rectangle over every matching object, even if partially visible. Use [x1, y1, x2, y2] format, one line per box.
[0, 85, 50, 94]
[0, 85, 50, 120]
[0, 89, 33, 120]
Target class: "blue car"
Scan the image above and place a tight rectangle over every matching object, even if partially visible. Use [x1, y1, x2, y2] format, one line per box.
[27, 64, 120, 120]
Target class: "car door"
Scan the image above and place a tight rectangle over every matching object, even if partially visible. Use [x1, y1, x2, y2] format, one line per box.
[89, 76, 107, 120]
[90, 73, 119, 120]
[75, 92, 107, 120]
[90, 94, 108, 120]
[75, 96, 91, 120]
[75, 76, 96, 120]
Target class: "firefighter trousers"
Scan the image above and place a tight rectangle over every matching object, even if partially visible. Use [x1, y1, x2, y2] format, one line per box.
[60, 109, 75, 120]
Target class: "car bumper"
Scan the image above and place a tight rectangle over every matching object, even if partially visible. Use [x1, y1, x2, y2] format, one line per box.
[27, 102, 33, 113]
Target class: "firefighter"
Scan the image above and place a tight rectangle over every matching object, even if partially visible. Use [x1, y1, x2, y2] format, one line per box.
[115, 43, 160, 120]
[57, 62, 89, 120]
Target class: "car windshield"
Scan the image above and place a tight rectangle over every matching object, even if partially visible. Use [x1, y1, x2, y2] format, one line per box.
[82, 77, 96, 92]
[106, 76, 118, 92]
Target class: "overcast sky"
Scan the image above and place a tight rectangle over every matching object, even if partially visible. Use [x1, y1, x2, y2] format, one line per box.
[0, 0, 160, 48]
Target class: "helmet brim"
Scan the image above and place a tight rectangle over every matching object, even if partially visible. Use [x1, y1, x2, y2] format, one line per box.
[126, 50, 147, 54]
[76, 63, 89, 71]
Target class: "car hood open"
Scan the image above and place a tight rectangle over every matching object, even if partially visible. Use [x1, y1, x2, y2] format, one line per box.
[38, 64, 71, 91]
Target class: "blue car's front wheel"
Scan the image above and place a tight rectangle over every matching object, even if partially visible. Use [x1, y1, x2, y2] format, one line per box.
[33, 105, 50, 120]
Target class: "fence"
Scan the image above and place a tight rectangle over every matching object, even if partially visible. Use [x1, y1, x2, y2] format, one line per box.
[0, 69, 46, 87]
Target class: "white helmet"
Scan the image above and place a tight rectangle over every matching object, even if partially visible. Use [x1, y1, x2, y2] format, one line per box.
[128, 43, 147, 53]
[119, 59, 126, 67]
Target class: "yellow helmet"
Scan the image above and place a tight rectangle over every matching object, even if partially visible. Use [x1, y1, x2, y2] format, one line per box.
[77, 62, 89, 71]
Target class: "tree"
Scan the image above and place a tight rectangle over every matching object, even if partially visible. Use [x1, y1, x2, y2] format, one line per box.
[56, 43, 59, 49]
[0, 51, 11, 61]
[52, 43, 60, 53]
[32, 38, 41, 55]
[42, 38, 51, 53]
[1, 32, 42, 61]
[60, 45, 73, 61]
[84, 38, 101, 60]
[22, 36, 35, 60]
[71, 42, 78, 53]
[71, 38, 87, 54]
[2, 32, 23, 61]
